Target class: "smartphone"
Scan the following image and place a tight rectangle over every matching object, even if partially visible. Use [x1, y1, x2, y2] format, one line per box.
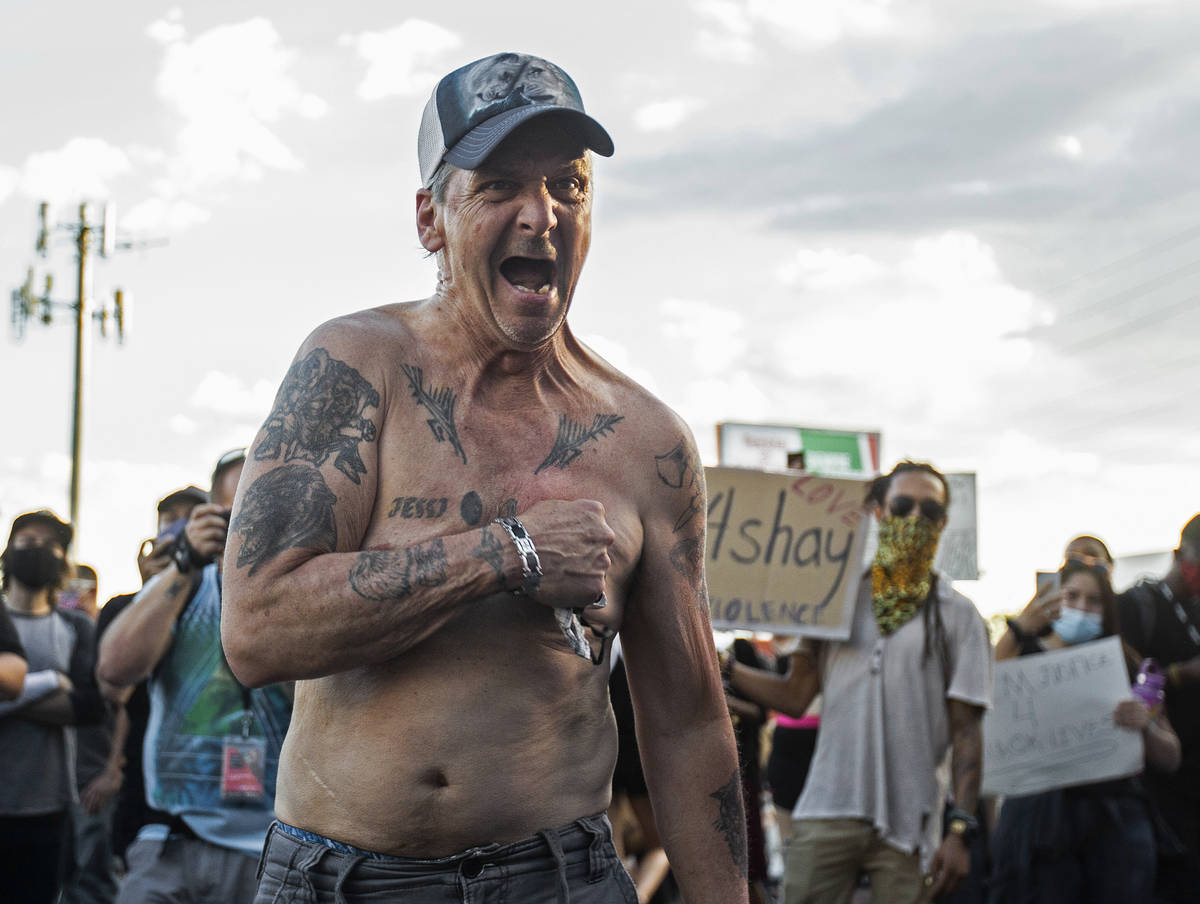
[1035, 571, 1061, 595]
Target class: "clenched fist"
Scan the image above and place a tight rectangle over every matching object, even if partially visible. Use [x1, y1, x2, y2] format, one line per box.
[516, 499, 614, 609]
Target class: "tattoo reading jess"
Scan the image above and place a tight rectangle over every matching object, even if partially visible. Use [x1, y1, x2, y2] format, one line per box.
[233, 465, 338, 576]
[535, 413, 623, 474]
[388, 496, 449, 519]
[654, 440, 703, 532]
[350, 539, 448, 601]
[401, 364, 466, 464]
[710, 770, 749, 878]
[255, 348, 380, 485]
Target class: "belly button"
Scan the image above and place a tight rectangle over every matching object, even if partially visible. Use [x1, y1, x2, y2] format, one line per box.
[423, 768, 450, 789]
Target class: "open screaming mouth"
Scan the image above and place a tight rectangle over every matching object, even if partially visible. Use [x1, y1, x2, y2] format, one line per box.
[500, 257, 556, 295]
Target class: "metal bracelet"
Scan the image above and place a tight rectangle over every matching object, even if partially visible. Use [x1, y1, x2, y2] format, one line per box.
[493, 516, 542, 596]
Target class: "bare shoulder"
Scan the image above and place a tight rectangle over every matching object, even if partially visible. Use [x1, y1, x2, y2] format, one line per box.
[293, 302, 424, 376]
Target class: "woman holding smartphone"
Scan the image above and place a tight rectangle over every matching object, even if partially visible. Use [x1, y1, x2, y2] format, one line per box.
[989, 556, 1181, 903]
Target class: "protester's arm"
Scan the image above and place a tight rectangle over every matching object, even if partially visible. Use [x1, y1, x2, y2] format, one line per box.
[727, 646, 821, 718]
[0, 653, 25, 701]
[1114, 699, 1181, 773]
[0, 669, 66, 718]
[928, 699, 985, 898]
[0, 607, 26, 700]
[621, 426, 748, 904]
[81, 705, 128, 813]
[97, 561, 202, 688]
[16, 612, 103, 726]
[996, 587, 1062, 661]
[221, 324, 612, 687]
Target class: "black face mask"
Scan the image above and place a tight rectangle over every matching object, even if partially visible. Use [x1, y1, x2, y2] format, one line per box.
[2, 546, 65, 590]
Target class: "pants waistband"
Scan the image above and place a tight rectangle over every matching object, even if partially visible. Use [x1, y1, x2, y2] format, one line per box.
[260, 815, 615, 904]
[271, 813, 612, 868]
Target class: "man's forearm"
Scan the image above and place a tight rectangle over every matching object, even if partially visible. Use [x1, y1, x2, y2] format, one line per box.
[729, 651, 818, 718]
[949, 711, 983, 812]
[639, 715, 750, 904]
[98, 568, 196, 687]
[0, 652, 26, 700]
[18, 688, 76, 725]
[222, 524, 520, 687]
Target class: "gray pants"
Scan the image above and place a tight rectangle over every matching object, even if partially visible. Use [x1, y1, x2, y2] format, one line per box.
[254, 814, 638, 904]
[60, 799, 119, 904]
[116, 834, 261, 904]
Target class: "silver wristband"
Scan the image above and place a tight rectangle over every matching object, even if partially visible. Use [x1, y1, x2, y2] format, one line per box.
[493, 516, 542, 596]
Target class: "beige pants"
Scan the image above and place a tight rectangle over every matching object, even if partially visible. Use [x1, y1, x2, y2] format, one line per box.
[784, 818, 931, 904]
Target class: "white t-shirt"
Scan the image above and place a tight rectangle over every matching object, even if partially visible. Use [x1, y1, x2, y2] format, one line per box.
[794, 573, 992, 868]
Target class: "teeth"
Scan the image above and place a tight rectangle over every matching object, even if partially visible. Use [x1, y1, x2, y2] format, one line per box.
[536, 284, 551, 295]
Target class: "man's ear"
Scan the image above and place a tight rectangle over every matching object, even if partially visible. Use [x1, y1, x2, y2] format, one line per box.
[416, 189, 445, 254]
[872, 503, 884, 524]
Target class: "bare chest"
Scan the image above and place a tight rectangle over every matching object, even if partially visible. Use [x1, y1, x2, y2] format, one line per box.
[364, 390, 644, 585]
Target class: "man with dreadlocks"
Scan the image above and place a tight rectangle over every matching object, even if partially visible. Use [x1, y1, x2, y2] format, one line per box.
[727, 461, 991, 904]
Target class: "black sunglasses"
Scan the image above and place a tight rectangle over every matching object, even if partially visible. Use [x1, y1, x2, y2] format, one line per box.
[888, 495, 947, 523]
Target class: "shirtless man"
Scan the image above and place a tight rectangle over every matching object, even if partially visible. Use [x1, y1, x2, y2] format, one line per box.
[223, 52, 747, 903]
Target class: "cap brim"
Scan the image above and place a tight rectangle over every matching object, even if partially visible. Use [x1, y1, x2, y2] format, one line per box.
[444, 105, 614, 171]
[9, 511, 73, 550]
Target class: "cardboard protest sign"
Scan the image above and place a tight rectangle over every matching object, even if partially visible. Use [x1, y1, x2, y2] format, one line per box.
[705, 467, 869, 639]
[982, 636, 1143, 797]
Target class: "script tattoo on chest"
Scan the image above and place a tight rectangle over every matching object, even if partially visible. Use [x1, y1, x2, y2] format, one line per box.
[534, 413, 624, 475]
[388, 496, 449, 519]
[232, 465, 339, 576]
[655, 441, 704, 532]
[349, 538, 448, 601]
[401, 364, 466, 464]
[255, 348, 380, 485]
[709, 770, 749, 878]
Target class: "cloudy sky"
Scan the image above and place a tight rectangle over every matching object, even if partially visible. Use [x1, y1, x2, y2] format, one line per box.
[2, 0, 1196, 616]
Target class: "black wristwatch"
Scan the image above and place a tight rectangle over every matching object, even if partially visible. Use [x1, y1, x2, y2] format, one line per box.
[946, 808, 980, 844]
[171, 534, 209, 575]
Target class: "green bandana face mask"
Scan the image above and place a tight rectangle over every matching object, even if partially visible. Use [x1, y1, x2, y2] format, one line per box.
[871, 515, 942, 636]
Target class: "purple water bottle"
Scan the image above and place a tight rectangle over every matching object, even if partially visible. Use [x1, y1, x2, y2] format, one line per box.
[1133, 658, 1166, 718]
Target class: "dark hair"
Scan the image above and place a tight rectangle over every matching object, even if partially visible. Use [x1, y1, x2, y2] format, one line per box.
[865, 460, 951, 510]
[1059, 558, 1119, 638]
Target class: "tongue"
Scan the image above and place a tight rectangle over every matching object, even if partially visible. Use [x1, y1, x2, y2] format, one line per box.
[504, 259, 549, 291]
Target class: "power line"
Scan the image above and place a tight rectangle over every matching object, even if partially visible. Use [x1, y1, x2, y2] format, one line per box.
[1060, 292, 1200, 355]
[1044, 220, 1200, 303]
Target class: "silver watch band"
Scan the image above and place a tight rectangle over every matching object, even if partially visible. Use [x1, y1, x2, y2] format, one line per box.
[493, 516, 542, 596]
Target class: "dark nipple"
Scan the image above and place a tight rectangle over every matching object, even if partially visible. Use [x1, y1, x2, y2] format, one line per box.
[423, 768, 450, 789]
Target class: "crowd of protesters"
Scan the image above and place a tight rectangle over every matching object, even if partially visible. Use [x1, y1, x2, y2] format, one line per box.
[3, 456, 1196, 903]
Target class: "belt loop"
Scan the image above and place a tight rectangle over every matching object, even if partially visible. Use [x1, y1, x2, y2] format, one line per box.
[536, 828, 571, 904]
[333, 853, 366, 904]
[579, 817, 607, 883]
[267, 833, 306, 904]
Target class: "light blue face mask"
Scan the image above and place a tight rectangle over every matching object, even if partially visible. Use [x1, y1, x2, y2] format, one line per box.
[1053, 606, 1103, 645]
